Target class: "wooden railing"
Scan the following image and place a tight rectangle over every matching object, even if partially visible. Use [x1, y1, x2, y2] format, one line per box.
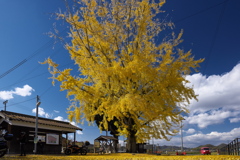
[219, 138, 240, 155]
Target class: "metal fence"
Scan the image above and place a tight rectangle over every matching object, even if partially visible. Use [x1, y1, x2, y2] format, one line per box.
[220, 138, 240, 155]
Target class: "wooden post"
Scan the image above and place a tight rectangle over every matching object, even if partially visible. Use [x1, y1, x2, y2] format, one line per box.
[73, 132, 76, 145]
[66, 133, 68, 146]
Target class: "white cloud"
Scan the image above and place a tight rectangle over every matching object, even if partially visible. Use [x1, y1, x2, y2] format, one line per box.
[70, 121, 77, 126]
[185, 128, 196, 134]
[68, 134, 74, 140]
[229, 117, 240, 123]
[184, 63, 240, 128]
[54, 110, 60, 113]
[154, 127, 240, 148]
[184, 128, 240, 147]
[32, 107, 51, 118]
[54, 116, 64, 121]
[45, 113, 50, 118]
[76, 130, 83, 135]
[0, 85, 34, 100]
[186, 63, 240, 113]
[151, 64, 240, 147]
[54, 116, 83, 134]
[185, 109, 240, 128]
[14, 85, 34, 96]
[0, 91, 14, 100]
[38, 108, 46, 116]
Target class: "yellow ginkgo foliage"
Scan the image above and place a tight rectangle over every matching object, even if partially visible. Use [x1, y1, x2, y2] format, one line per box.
[43, 0, 203, 153]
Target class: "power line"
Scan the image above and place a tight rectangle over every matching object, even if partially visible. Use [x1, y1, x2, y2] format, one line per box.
[175, 0, 229, 24]
[201, 0, 229, 75]
[1, 1, 229, 109]
[0, 1, 227, 80]
[0, 61, 74, 91]
[6, 97, 36, 107]
[0, 40, 53, 79]
[0, 71, 49, 91]
[0, 28, 68, 80]
[196, 0, 229, 90]
[40, 85, 55, 98]
[0, 59, 27, 79]
[0, 47, 65, 89]
[0, 100, 35, 113]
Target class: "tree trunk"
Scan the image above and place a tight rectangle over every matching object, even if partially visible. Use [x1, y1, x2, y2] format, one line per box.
[126, 131, 137, 153]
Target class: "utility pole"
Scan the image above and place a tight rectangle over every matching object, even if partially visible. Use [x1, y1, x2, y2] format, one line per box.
[3, 100, 8, 111]
[180, 120, 183, 152]
[152, 137, 154, 154]
[34, 95, 41, 154]
[180, 117, 185, 153]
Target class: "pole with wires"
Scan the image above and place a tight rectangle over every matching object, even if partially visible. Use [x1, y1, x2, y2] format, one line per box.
[3, 100, 8, 111]
[180, 116, 185, 153]
[180, 120, 183, 153]
[34, 95, 41, 154]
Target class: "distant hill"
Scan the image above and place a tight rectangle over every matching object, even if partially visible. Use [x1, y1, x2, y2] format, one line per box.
[158, 145, 191, 151]
[217, 143, 227, 149]
[157, 143, 227, 151]
[192, 143, 227, 150]
[193, 144, 215, 150]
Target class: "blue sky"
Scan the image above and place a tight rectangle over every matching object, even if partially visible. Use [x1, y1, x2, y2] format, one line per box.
[0, 0, 240, 148]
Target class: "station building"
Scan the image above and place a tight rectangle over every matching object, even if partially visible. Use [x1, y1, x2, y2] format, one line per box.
[0, 110, 82, 154]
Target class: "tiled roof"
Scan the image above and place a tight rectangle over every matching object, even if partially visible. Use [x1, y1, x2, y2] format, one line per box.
[0, 110, 82, 131]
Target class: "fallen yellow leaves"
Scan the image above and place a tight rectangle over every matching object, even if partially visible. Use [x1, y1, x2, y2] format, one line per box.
[1, 153, 240, 160]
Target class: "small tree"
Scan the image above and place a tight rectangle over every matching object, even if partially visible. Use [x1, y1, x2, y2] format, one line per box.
[43, 0, 203, 152]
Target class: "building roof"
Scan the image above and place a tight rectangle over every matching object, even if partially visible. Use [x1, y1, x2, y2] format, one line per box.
[95, 135, 118, 141]
[0, 110, 82, 131]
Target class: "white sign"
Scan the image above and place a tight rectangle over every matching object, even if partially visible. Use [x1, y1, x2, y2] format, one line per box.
[38, 135, 45, 142]
[46, 134, 59, 145]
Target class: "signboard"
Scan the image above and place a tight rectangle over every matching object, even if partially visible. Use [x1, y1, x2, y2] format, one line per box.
[46, 134, 59, 145]
[38, 135, 45, 142]
[94, 141, 100, 147]
[34, 137, 38, 144]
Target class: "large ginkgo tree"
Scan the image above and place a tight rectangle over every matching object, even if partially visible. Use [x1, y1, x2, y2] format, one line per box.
[43, 0, 203, 152]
